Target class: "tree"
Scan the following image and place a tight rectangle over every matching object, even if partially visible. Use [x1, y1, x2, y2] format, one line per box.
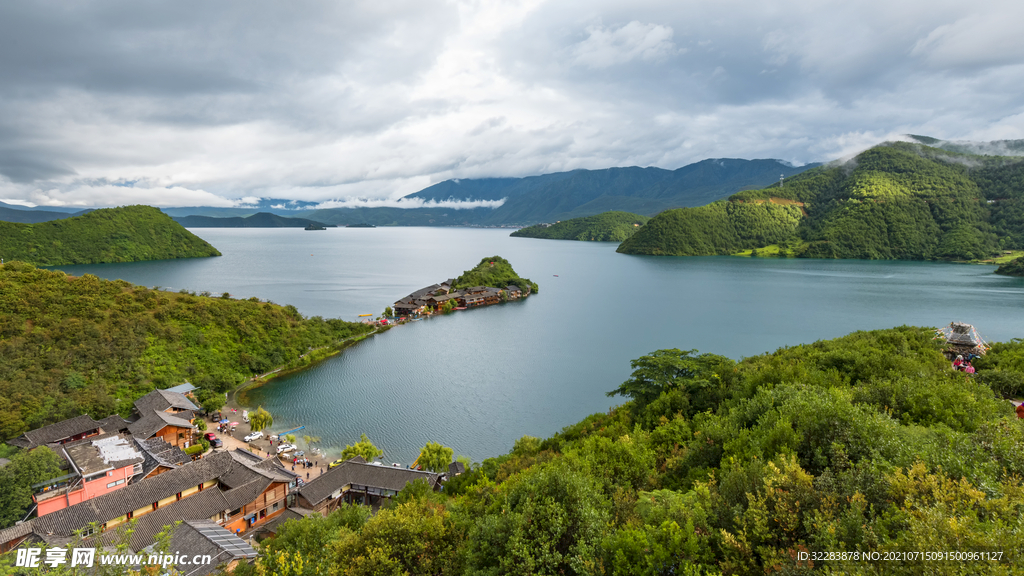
[606, 349, 733, 411]
[416, 441, 454, 473]
[340, 433, 383, 462]
[384, 306, 393, 317]
[285, 434, 296, 444]
[0, 447, 63, 528]
[249, 406, 273, 432]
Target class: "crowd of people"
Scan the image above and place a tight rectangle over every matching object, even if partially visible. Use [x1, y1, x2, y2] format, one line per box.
[952, 354, 976, 374]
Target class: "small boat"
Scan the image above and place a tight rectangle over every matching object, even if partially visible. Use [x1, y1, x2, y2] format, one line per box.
[553, 275, 559, 277]
[358, 314, 373, 317]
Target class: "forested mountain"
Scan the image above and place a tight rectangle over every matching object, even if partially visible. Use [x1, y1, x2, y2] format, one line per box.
[0, 262, 374, 442]
[619, 142, 1024, 259]
[0, 205, 220, 266]
[511, 211, 649, 241]
[172, 212, 335, 228]
[454, 256, 538, 293]
[239, 326, 1024, 574]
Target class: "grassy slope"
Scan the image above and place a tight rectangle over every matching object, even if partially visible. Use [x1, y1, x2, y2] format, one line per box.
[0, 205, 221, 266]
[0, 262, 374, 440]
[619, 142, 1024, 260]
[510, 211, 650, 242]
[453, 256, 538, 293]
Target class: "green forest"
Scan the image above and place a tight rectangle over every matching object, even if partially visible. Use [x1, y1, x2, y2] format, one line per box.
[618, 142, 1024, 260]
[0, 205, 221, 266]
[454, 256, 539, 293]
[511, 212, 650, 242]
[220, 326, 1023, 575]
[0, 262, 374, 442]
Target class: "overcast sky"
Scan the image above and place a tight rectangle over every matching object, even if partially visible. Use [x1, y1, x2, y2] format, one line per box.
[1, 0, 1022, 208]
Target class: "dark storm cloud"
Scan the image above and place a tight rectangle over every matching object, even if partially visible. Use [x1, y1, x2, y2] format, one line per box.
[0, 0, 1021, 206]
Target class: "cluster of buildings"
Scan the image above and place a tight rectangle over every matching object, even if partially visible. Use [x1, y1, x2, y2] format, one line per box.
[0, 384, 452, 574]
[392, 277, 528, 317]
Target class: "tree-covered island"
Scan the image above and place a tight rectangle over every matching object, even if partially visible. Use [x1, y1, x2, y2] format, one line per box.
[0, 205, 221, 266]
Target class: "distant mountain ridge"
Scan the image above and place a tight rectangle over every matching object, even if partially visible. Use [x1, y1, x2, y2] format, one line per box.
[172, 212, 335, 228]
[147, 158, 818, 226]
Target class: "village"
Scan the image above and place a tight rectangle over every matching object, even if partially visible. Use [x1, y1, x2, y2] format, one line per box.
[388, 277, 530, 319]
[0, 384, 466, 574]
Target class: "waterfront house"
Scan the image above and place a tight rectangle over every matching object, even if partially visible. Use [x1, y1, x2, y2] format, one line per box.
[393, 300, 422, 316]
[506, 285, 522, 299]
[448, 461, 466, 477]
[295, 456, 441, 514]
[33, 432, 145, 517]
[0, 449, 295, 553]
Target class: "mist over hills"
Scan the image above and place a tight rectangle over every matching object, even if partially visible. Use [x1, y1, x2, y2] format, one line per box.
[144, 158, 817, 227]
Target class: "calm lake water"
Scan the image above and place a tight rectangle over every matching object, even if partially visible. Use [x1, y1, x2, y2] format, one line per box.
[53, 228, 1024, 464]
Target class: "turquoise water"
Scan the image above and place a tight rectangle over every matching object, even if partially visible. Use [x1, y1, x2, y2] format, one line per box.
[54, 228, 1024, 463]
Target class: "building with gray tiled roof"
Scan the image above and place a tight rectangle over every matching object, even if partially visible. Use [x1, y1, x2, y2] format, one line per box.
[132, 389, 198, 416]
[296, 456, 440, 515]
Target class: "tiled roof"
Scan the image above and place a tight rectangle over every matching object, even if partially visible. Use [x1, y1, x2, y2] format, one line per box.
[133, 389, 199, 415]
[119, 487, 232, 551]
[167, 520, 257, 575]
[448, 461, 466, 476]
[63, 432, 144, 476]
[95, 414, 131, 433]
[164, 382, 197, 394]
[7, 415, 101, 449]
[298, 458, 440, 506]
[30, 451, 240, 538]
[135, 437, 191, 478]
[128, 410, 195, 439]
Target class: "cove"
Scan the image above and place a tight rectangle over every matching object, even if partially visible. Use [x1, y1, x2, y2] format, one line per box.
[53, 227, 1024, 464]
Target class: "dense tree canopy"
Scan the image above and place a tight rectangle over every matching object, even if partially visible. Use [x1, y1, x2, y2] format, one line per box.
[454, 256, 538, 294]
[340, 433, 384, 462]
[0, 262, 373, 441]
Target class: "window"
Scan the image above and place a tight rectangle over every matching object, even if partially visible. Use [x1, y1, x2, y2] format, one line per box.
[106, 479, 125, 489]
[230, 507, 242, 517]
[152, 502, 159, 510]
[271, 502, 279, 512]
[197, 483, 204, 492]
[127, 511, 133, 520]
[176, 492, 182, 500]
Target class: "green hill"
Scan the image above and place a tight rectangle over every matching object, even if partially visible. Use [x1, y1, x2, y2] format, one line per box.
[249, 326, 1024, 573]
[454, 256, 538, 293]
[511, 211, 649, 241]
[171, 212, 336, 228]
[619, 142, 1024, 260]
[0, 262, 374, 441]
[0, 205, 221, 265]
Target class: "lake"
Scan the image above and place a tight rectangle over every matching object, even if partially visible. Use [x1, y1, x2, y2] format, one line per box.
[53, 227, 1024, 464]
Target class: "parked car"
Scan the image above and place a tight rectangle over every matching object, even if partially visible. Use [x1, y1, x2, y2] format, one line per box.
[276, 443, 296, 454]
[329, 459, 345, 469]
[204, 432, 217, 442]
[243, 431, 263, 442]
[211, 438, 223, 448]
[293, 450, 305, 457]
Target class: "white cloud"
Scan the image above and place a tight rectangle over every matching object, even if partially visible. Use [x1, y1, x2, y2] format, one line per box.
[570, 21, 678, 68]
[0, 0, 1021, 209]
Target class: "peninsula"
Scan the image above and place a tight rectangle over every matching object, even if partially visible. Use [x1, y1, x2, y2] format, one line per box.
[511, 211, 649, 242]
[388, 256, 537, 318]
